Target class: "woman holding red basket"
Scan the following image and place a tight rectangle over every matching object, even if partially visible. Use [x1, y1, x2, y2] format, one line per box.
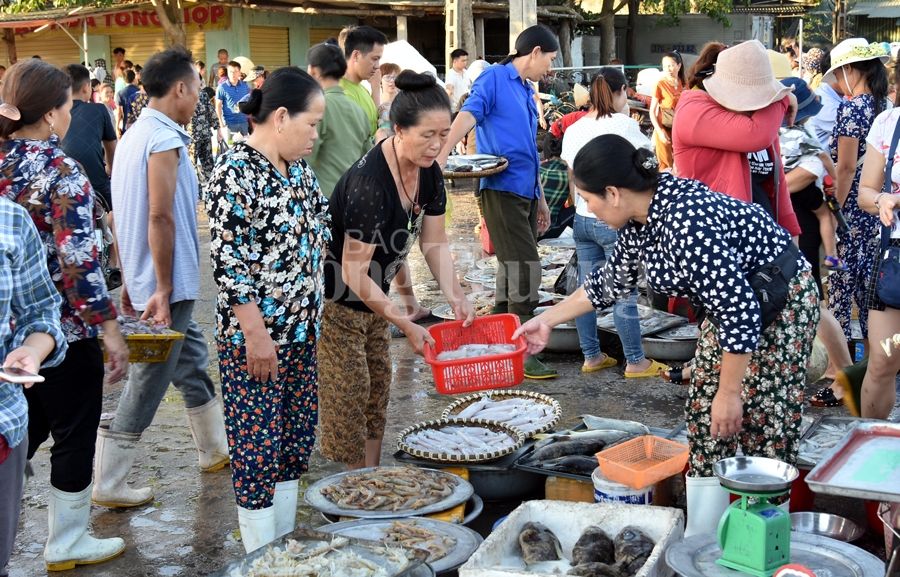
[319, 71, 475, 471]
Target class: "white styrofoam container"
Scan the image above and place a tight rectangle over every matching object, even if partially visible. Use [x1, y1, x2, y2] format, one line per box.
[459, 500, 684, 577]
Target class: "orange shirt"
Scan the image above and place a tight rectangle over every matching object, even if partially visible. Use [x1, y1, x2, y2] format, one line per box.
[654, 78, 684, 111]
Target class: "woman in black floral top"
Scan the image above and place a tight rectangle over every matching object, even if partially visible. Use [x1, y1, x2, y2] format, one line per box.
[205, 67, 329, 554]
[515, 135, 820, 538]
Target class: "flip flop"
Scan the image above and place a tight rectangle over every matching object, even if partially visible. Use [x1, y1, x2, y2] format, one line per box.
[582, 355, 617, 372]
[624, 359, 668, 378]
[809, 386, 843, 407]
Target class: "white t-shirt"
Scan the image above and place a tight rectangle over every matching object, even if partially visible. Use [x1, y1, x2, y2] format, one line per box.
[865, 107, 900, 238]
[561, 112, 652, 217]
[446, 68, 467, 112]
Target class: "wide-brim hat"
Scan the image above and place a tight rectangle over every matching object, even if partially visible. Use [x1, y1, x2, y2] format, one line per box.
[780, 77, 822, 126]
[573, 83, 589, 108]
[822, 38, 890, 83]
[767, 50, 793, 80]
[246, 66, 265, 81]
[704, 40, 792, 112]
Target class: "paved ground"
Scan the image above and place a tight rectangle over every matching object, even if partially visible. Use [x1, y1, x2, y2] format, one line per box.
[7, 181, 899, 576]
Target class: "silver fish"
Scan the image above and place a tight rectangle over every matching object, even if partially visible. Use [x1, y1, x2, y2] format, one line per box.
[532, 430, 632, 451]
[581, 416, 649, 436]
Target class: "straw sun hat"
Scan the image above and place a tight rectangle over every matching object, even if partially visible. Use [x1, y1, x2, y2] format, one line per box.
[821, 38, 890, 84]
[703, 40, 792, 112]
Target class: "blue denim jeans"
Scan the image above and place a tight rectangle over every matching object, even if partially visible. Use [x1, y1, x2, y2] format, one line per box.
[573, 214, 645, 364]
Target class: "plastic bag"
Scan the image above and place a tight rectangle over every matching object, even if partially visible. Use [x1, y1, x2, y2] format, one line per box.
[553, 251, 578, 296]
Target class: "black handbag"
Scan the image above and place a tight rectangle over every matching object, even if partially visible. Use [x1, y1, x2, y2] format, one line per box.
[875, 114, 900, 308]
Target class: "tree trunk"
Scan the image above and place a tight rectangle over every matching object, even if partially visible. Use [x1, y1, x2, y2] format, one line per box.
[626, 0, 638, 65]
[559, 19, 573, 68]
[2, 29, 16, 65]
[152, 0, 187, 48]
[599, 0, 616, 64]
[458, 0, 477, 59]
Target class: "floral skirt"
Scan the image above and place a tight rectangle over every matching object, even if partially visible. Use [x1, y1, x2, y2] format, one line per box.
[686, 269, 820, 478]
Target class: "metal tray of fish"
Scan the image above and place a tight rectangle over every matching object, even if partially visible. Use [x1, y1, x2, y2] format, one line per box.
[538, 238, 576, 248]
[317, 518, 483, 574]
[665, 531, 884, 577]
[397, 418, 526, 464]
[805, 421, 900, 502]
[796, 415, 879, 469]
[596, 304, 688, 336]
[440, 390, 561, 437]
[210, 528, 429, 577]
[652, 323, 699, 340]
[304, 467, 474, 519]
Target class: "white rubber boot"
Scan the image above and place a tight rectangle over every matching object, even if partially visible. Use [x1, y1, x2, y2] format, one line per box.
[684, 475, 731, 538]
[45, 484, 125, 571]
[273, 480, 299, 538]
[185, 397, 230, 472]
[237, 505, 276, 554]
[92, 428, 154, 508]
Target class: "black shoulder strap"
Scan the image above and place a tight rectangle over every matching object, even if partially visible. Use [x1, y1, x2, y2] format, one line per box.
[881, 113, 900, 250]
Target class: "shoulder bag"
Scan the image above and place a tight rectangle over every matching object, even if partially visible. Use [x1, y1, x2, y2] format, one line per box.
[875, 113, 900, 308]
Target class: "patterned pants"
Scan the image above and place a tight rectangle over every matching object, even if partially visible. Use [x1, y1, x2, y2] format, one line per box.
[827, 199, 879, 340]
[317, 302, 392, 464]
[687, 270, 820, 478]
[218, 338, 318, 509]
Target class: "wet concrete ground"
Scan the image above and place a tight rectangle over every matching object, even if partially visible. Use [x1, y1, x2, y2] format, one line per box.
[8, 181, 900, 576]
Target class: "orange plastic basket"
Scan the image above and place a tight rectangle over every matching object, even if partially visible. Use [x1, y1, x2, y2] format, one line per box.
[595, 435, 689, 490]
[423, 313, 527, 394]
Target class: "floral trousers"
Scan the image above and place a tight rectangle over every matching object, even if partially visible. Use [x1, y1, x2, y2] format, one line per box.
[827, 199, 879, 340]
[218, 338, 318, 509]
[686, 270, 820, 478]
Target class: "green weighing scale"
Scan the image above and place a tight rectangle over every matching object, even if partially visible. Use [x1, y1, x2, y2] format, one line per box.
[713, 456, 799, 577]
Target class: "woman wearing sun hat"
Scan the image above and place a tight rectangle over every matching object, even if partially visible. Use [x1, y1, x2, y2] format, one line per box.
[673, 40, 802, 238]
[811, 39, 891, 408]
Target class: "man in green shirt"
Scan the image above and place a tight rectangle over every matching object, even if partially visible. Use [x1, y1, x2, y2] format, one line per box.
[339, 25, 387, 140]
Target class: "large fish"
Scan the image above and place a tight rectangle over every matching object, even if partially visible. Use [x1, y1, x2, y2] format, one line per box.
[533, 455, 599, 477]
[572, 526, 615, 565]
[525, 433, 632, 463]
[532, 429, 633, 451]
[614, 526, 656, 575]
[567, 562, 626, 577]
[581, 416, 649, 436]
[519, 522, 564, 565]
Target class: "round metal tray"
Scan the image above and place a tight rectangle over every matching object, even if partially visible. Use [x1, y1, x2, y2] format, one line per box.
[790, 512, 865, 542]
[397, 418, 526, 464]
[304, 467, 474, 519]
[440, 390, 561, 437]
[665, 531, 884, 577]
[316, 518, 483, 574]
[320, 493, 484, 527]
[713, 456, 799, 493]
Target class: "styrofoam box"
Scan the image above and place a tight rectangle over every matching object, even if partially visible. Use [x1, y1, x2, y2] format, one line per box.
[459, 500, 684, 577]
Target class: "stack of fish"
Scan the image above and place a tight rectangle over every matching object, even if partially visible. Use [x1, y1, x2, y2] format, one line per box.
[445, 154, 506, 173]
[450, 396, 558, 435]
[105, 317, 180, 336]
[517, 417, 649, 477]
[798, 421, 855, 465]
[519, 523, 656, 577]
[320, 467, 459, 512]
[378, 521, 457, 563]
[435, 343, 518, 361]
[403, 425, 519, 457]
[229, 537, 411, 577]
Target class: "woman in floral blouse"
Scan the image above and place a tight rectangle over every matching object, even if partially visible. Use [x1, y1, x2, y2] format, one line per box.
[188, 82, 217, 187]
[205, 67, 330, 554]
[0, 58, 130, 571]
[515, 136, 819, 539]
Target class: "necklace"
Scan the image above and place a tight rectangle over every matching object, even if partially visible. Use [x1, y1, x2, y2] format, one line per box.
[391, 136, 421, 229]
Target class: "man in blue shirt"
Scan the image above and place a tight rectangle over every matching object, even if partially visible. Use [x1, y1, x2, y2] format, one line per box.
[215, 60, 250, 141]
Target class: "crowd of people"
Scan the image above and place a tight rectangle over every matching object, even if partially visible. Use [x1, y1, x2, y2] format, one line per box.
[0, 24, 898, 575]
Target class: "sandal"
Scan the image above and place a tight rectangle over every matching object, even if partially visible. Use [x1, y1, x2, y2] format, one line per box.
[823, 255, 849, 271]
[809, 386, 844, 407]
[662, 360, 694, 385]
[624, 359, 668, 378]
[583, 355, 617, 373]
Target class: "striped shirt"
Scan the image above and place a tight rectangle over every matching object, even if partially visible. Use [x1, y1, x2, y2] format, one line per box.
[112, 107, 200, 309]
[0, 198, 67, 449]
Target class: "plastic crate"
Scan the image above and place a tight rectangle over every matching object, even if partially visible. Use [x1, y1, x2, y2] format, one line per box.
[101, 332, 184, 363]
[595, 435, 689, 490]
[423, 313, 526, 394]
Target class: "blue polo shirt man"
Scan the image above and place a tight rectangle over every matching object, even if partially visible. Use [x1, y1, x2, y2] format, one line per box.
[215, 61, 250, 139]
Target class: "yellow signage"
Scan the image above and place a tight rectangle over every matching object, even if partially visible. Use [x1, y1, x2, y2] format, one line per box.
[16, 3, 230, 35]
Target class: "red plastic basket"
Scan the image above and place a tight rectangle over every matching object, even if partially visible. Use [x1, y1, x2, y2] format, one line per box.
[423, 313, 527, 394]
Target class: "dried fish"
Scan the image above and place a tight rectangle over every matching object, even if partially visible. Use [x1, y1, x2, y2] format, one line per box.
[403, 426, 518, 457]
[228, 537, 411, 577]
[319, 467, 459, 512]
[519, 522, 563, 565]
[378, 520, 456, 563]
[452, 396, 556, 434]
[436, 343, 518, 361]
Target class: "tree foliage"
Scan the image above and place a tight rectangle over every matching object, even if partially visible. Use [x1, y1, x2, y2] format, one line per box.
[1, 0, 114, 14]
[641, 0, 739, 26]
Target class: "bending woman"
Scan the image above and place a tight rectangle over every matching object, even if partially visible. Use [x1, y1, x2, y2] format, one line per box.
[514, 136, 819, 539]
[319, 71, 475, 470]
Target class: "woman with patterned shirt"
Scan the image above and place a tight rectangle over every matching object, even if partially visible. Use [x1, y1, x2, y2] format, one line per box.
[0, 58, 130, 571]
[514, 135, 819, 539]
[205, 67, 330, 554]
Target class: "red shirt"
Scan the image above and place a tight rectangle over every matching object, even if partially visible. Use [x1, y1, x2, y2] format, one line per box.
[672, 90, 800, 236]
[550, 110, 589, 139]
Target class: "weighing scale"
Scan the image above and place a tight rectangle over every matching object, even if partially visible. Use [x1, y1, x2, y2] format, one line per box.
[713, 457, 799, 577]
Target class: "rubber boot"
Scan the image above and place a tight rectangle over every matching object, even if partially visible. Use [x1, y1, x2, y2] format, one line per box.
[273, 480, 298, 538]
[185, 397, 230, 472]
[92, 428, 154, 508]
[44, 484, 125, 571]
[684, 475, 731, 538]
[835, 357, 868, 417]
[237, 505, 276, 554]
